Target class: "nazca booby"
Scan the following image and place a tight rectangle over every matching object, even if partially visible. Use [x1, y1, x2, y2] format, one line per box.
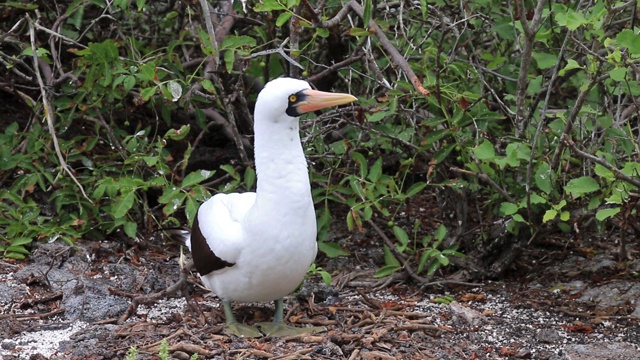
[187, 77, 357, 337]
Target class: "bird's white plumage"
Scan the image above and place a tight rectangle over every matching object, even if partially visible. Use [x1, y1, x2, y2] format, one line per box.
[187, 78, 319, 303]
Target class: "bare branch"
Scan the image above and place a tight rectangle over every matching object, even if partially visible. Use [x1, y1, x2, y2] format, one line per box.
[27, 15, 91, 202]
[319, 0, 430, 97]
[450, 166, 515, 203]
[513, 0, 548, 137]
[550, 71, 607, 170]
[198, 0, 220, 68]
[563, 135, 640, 189]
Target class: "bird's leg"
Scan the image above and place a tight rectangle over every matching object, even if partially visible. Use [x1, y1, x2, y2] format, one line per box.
[257, 299, 325, 337]
[222, 301, 262, 338]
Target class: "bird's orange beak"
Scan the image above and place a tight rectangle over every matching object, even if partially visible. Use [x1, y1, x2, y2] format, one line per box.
[294, 89, 357, 114]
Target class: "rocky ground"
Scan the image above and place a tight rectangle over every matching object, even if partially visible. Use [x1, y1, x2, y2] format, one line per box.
[0, 237, 639, 360]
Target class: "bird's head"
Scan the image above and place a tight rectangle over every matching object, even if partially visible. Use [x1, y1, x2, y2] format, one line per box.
[255, 77, 357, 123]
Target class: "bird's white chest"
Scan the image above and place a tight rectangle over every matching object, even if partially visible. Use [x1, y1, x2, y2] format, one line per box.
[201, 201, 317, 303]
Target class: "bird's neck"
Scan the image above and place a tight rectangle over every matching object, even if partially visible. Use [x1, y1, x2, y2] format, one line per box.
[252, 119, 312, 210]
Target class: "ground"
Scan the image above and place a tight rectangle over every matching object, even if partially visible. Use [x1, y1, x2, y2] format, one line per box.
[0, 231, 638, 360]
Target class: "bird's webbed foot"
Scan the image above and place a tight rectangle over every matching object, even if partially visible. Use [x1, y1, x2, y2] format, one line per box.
[224, 321, 262, 338]
[257, 322, 325, 337]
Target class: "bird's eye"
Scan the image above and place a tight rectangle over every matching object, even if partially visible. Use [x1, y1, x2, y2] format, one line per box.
[288, 95, 297, 102]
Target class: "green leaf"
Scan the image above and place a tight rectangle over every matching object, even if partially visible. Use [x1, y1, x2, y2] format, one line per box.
[224, 49, 235, 73]
[123, 75, 136, 93]
[123, 221, 137, 238]
[244, 167, 256, 190]
[164, 125, 190, 141]
[383, 244, 401, 267]
[499, 202, 519, 216]
[363, 0, 372, 27]
[423, 129, 452, 147]
[362, 205, 373, 221]
[616, 29, 640, 56]
[433, 143, 456, 164]
[276, 12, 293, 27]
[405, 182, 427, 198]
[346, 209, 355, 231]
[349, 27, 371, 37]
[427, 258, 441, 275]
[374, 264, 401, 278]
[368, 158, 383, 183]
[535, 162, 552, 194]
[10, 237, 32, 247]
[166, 80, 182, 101]
[318, 241, 349, 258]
[181, 169, 215, 188]
[532, 52, 557, 70]
[220, 164, 240, 181]
[366, 110, 391, 122]
[417, 249, 433, 273]
[512, 214, 527, 223]
[609, 67, 627, 82]
[420, 0, 427, 19]
[4, 1, 38, 10]
[621, 162, 640, 177]
[82, 40, 120, 63]
[393, 226, 409, 251]
[564, 176, 600, 198]
[4, 251, 26, 260]
[529, 193, 547, 204]
[351, 152, 368, 179]
[555, 10, 589, 30]
[594, 164, 614, 180]
[434, 224, 447, 241]
[136, 0, 146, 11]
[140, 86, 157, 101]
[472, 140, 495, 161]
[559, 59, 584, 76]
[596, 207, 620, 221]
[111, 191, 135, 218]
[543, 209, 557, 223]
[254, 0, 287, 12]
[319, 270, 332, 285]
[315, 27, 329, 38]
[162, 192, 186, 216]
[221, 35, 257, 50]
[139, 61, 156, 81]
[436, 251, 449, 265]
[185, 196, 199, 225]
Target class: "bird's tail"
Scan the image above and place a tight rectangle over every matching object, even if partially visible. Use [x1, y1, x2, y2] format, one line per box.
[155, 227, 191, 247]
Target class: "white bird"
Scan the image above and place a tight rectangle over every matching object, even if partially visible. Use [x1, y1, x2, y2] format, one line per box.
[187, 77, 357, 337]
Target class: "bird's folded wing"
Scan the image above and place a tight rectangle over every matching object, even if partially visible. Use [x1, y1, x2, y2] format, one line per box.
[195, 192, 256, 265]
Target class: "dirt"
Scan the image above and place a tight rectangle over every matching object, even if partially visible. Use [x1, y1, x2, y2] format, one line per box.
[0, 235, 639, 360]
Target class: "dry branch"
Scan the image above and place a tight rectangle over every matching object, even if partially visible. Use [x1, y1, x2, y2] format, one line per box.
[450, 166, 515, 203]
[513, 0, 548, 137]
[562, 134, 640, 189]
[318, 0, 430, 97]
[27, 15, 91, 202]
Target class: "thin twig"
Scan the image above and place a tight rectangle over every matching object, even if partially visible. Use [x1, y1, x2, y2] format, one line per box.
[27, 15, 91, 202]
[563, 135, 640, 189]
[450, 166, 515, 203]
[307, 51, 364, 84]
[114, 261, 190, 323]
[550, 70, 607, 170]
[242, 38, 304, 70]
[211, 76, 251, 165]
[199, 0, 219, 68]
[525, 7, 576, 225]
[319, 0, 430, 97]
[513, 0, 548, 137]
